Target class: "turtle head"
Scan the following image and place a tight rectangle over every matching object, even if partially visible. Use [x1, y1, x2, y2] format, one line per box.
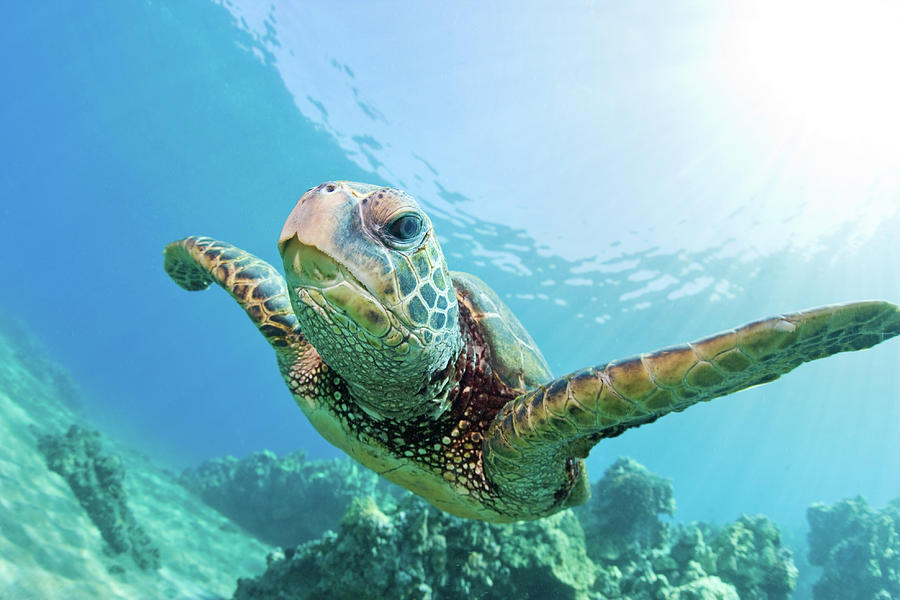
[278, 181, 462, 420]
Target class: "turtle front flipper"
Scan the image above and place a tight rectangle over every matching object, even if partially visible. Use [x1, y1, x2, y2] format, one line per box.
[164, 236, 303, 351]
[484, 300, 900, 519]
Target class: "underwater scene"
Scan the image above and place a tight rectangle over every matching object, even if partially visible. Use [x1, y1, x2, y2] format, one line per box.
[2, 1, 899, 598]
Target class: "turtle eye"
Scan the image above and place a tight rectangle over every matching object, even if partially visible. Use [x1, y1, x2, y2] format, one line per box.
[383, 213, 425, 247]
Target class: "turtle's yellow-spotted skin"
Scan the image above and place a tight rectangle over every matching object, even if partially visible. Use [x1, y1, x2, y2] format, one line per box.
[164, 181, 900, 522]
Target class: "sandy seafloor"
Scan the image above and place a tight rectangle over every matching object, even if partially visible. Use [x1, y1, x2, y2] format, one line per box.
[0, 319, 273, 599]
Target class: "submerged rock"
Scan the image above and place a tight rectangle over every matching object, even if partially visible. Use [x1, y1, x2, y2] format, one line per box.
[575, 457, 676, 562]
[234, 494, 597, 600]
[36, 424, 161, 570]
[231, 456, 798, 600]
[180, 449, 391, 548]
[573, 457, 795, 599]
[590, 516, 795, 600]
[709, 515, 798, 599]
[807, 495, 900, 600]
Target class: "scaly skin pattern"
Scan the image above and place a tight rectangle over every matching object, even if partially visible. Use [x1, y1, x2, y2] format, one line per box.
[163, 237, 316, 381]
[164, 237, 301, 349]
[166, 237, 523, 520]
[483, 301, 900, 519]
[280, 291, 526, 521]
[165, 182, 900, 522]
[279, 183, 462, 421]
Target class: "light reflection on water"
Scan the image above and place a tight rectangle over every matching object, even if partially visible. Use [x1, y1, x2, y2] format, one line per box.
[218, 0, 899, 268]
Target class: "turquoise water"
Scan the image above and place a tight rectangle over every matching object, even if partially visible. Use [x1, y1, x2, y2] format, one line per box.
[2, 0, 899, 593]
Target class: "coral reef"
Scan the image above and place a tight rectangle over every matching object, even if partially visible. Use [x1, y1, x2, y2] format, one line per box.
[180, 449, 391, 548]
[231, 455, 797, 600]
[575, 457, 795, 599]
[36, 425, 161, 570]
[234, 494, 597, 600]
[779, 526, 818, 600]
[585, 514, 795, 600]
[709, 515, 798, 599]
[807, 495, 900, 600]
[575, 457, 676, 561]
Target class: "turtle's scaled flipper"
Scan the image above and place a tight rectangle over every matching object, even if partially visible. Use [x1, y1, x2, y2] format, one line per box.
[484, 300, 900, 516]
[164, 236, 302, 350]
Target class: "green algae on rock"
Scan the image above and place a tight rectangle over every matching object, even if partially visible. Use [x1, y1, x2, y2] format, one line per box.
[575, 457, 676, 561]
[574, 457, 796, 600]
[37, 425, 161, 570]
[807, 495, 900, 600]
[234, 494, 597, 600]
[584, 517, 795, 600]
[709, 515, 798, 600]
[230, 456, 797, 600]
[180, 449, 392, 548]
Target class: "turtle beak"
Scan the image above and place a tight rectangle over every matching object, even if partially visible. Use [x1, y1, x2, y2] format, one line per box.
[278, 226, 298, 255]
[278, 181, 402, 307]
[278, 185, 342, 257]
[280, 181, 391, 255]
[278, 201, 305, 254]
[279, 184, 357, 289]
[281, 236, 342, 289]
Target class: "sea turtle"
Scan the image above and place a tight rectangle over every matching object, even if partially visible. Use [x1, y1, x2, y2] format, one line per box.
[164, 181, 900, 522]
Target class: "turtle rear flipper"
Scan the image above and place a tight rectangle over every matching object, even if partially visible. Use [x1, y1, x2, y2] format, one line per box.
[164, 236, 303, 350]
[484, 300, 900, 519]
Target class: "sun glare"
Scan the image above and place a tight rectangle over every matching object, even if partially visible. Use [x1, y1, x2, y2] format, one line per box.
[727, 0, 900, 156]
[710, 0, 900, 244]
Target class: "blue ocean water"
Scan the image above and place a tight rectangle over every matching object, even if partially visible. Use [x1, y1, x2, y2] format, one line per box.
[2, 0, 898, 547]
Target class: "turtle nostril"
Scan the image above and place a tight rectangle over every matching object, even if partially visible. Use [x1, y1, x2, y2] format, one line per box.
[325, 184, 336, 193]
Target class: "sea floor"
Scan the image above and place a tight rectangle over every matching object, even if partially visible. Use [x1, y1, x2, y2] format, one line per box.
[0, 319, 272, 599]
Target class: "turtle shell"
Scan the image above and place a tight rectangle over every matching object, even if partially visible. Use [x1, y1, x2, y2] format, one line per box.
[451, 271, 552, 392]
